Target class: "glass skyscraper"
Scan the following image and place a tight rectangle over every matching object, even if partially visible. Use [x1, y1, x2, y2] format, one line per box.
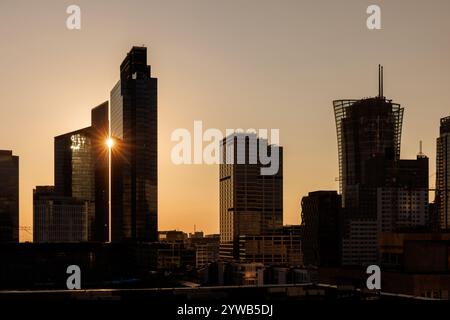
[436, 116, 450, 230]
[110, 46, 158, 242]
[333, 69, 404, 209]
[219, 133, 283, 260]
[53, 102, 109, 242]
[0, 150, 19, 243]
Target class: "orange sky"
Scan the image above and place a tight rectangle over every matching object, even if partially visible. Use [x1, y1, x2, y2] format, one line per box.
[1, 0, 450, 242]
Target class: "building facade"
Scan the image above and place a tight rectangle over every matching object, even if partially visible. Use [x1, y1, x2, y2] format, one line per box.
[436, 116, 450, 230]
[301, 191, 341, 267]
[238, 234, 302, 266]
[54, 102, 109, 242]
[341, 215, 378, 266]
[333, 68, 404, 209]
[110, 46, 158, 242]
[0, 150, 19, 242]
[33, 186, 93, 242]
[219, 133, 283, 260]
[186, 233, 220, 269]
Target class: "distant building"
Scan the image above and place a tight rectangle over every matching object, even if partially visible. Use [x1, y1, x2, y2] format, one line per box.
[340, 213, 378, 266]
[334, 92, 403, 208]
[33, 186, 93, 242]
[158, 230, 187, 243]
[436, 116, 450, 230]
[156, 243, 196, 271]
[0, 150, 19, 242]
[365, 156, 430, 232]
[219, 133, 283, 260]
[380, 232, 450, 272]
[340, 155, 430, 266]
[111, 46, 158, 243]
[301, 191, 341, 267]
[238, 234, 302, 266]
[186, 233, 220, 268]
[54, 101, 109, 242]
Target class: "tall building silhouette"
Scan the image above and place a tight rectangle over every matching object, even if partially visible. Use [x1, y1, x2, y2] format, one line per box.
[333, 66, 404, 209]
[0, 150, 19, 243]
[53, 102, 109, 242]
[368, 155, 429, 232]
[301, 191, 341, 267]
[110, 46, 158, 242]
[333, 66, 409, 266]
[219, 133, 282, 259]
[436, 116, 450, 230]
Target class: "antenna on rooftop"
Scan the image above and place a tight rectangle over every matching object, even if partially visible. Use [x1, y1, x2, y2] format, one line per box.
[418, 140, 427, 158]
[378, 64, 384, 98]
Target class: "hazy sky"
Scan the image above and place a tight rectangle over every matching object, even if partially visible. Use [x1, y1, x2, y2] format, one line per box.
[1, 0, 450, 242]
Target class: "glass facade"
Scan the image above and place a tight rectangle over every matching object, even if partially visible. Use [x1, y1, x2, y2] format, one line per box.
[334, 97, 404, 208]
[53, 101, 109, 242]
[110, 46, 158, 242]
[33, 186, 92, 243]
[0, 150, 19, 243]
[55, 128, 95, 201]
[436, 116, 450, 230]
[219, 133, 283, 260]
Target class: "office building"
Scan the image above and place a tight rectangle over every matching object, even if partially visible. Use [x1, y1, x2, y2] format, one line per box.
[363, 154, 430, 232]
[436, 116, 450, 230]
[0, 150, 19, 242]
[219, 133, 283, 260]
[301, 191, 341, 267]
[186, 233, 220, 268]
[238, 234, 302, 266]
[158, 230, 187, 243]
[54, 102, 109, 242]
[110, 46, 158, 242]
[341, 214, 378, 266]
[33, 186, 93, 242]
[333, 66, 404, 209]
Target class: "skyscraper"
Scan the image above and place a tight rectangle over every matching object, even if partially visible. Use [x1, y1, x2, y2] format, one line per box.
[219, 133, 283, 260]
[333, 66, 405, 266]
[370, 155, 429, 232]
[0, 150, 19, 243]
[91, 103, 110, 242]
[436, 116, 450, 230]
[110, 46, 158, 242]
[333, 66, 404, 209]
[53, 102, 109, 242]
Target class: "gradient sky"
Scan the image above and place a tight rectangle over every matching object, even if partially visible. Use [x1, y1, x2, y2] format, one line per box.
[1, 0, 450, 242]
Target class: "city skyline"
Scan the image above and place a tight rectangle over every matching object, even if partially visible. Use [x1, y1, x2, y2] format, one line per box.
[3, 1, 450, 241]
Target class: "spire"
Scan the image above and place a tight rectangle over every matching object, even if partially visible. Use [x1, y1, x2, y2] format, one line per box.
[378, 64, 384, 98]
[418, 140, 427, 158]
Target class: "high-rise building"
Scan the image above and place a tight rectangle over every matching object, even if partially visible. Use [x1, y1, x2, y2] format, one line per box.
[219, 133, 283, 260]
[436, 116, 450, 230]
[110, 46, 158, 242]
[333, 66, 407, 266]
[0, 150, 19, 242]
[333, 66, 404, 209]
[371, 155, 429, 232]
[91, 103, 110, 242]
[301, 191, 341, 267]
[55, 127, 94, 201]
[53, 102, 109, 242]
[341, 214, 378, 266]
[33, 186, 93, 242]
